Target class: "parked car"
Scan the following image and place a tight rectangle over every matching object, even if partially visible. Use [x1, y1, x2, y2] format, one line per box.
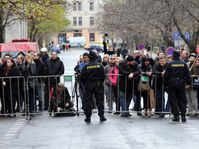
[87, 44, 104, 53]
[68, 37, 86, 48]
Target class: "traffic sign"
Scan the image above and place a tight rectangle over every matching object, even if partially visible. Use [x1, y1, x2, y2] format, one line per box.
[166, 47, 176, 56]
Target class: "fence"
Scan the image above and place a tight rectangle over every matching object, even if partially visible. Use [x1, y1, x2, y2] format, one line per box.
[0, 74, 199, 118]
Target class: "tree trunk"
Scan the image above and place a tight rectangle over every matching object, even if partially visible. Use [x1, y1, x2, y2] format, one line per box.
[0, 9, 5, 43]
[0, 27, 5, 43]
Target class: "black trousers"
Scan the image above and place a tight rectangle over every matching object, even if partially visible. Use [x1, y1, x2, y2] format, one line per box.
[168, 78, 187, 116]
[84, 81, 105, 117]
[112, 85, 120, 112]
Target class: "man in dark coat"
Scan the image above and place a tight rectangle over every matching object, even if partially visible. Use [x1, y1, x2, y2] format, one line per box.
[47, 51, 64, 75]
[46, 51, 64, 110]
[152, 55, 169, 117]
[33, 52, 48, 111]
[118, 55, 141, 117]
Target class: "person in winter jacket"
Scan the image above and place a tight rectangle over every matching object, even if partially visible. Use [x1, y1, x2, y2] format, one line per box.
[24, 54, 37, 113]
[1, 59, 19, 116]
[152, 55, 169, 117]
[50, 83, 74, 114]
[119, 55, 141, 117]
[104, 55, 119, 113]
[45, 51, 64, 110]
[139, 56, 153, 117]
[15, 54, 25, 112]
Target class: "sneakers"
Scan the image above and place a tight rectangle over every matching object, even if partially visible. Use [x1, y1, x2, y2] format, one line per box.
[113, 112, 120, 115]
[121, 112, 132, 117]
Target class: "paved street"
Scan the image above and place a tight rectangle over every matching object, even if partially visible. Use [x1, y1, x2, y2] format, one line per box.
[0, 48, 199, 149]
[1, 112, 199, 149]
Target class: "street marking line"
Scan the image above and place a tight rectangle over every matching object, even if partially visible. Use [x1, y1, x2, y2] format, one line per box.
[13, 122, 24, 125]
[5, 134, 16, 137]
[1, 136, 13, 140]
[0, 118, 26, 147]
[9, 127, 19, 130]
[8, 130, 17, 133]
[17, 119, 25, 121]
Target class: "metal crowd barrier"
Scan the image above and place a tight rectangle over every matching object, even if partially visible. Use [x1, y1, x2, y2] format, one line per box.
[26, 75, 80, 117]
[0, 76, 26, 117]
[1, 74, 199, 118]
[104, 73, 199, 117]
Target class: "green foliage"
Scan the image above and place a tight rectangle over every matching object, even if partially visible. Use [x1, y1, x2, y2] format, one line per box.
[0, 0, 69, 42]
[37, 5, 70, 35]
[22, 0, 69, 41]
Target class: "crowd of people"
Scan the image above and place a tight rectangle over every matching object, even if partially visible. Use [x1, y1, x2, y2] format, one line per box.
[0, 44, 199, 123]
[0, 48, 67, 117]
[75, 46, 199, 123]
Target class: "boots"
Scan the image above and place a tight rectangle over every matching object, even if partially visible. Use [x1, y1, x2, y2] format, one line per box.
[181, 114, 186, 123]
[84, 116, 91, 123]
[100, 116, 107, 122]
[172, 115, 180, 122]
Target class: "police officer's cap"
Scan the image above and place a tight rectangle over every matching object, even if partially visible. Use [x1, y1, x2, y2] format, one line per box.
[172, 51, 180, 59]
[89, 50, 97, 60]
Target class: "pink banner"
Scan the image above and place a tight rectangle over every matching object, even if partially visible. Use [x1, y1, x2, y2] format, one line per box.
[0, 42, 39, 52]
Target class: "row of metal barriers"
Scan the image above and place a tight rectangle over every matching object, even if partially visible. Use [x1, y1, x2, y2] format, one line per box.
[0, 74, 199, 119]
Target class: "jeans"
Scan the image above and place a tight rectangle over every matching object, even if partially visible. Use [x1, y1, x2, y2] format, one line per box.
[156, 89, 165, 113]
[35, 83, 44, 110]
[133, 91, 141, 111]
[119, 91, 132, 112]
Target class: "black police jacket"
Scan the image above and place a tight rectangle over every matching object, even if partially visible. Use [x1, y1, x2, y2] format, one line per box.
[164, 58, 191, 85]
[80, 60, 105, 84]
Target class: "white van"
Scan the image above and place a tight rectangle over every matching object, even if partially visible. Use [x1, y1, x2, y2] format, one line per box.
[68, 37, 86, 47]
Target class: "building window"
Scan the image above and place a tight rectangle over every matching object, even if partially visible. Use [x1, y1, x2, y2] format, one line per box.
[73, 17, 77, 26]
[90, 2, 94, 11]
[73, 2, 82, 11]
[73, 2, 77, 11]
[78, 17, 82, 26]
[90, 17, 94, 26]
[77, 2, 82, 11]
[74, 33, 82, 37]
[90, 33, 95, 42]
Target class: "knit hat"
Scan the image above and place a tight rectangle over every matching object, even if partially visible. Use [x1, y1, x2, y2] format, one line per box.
[40, 47, 47, 52]
[126, 55, 134, 62]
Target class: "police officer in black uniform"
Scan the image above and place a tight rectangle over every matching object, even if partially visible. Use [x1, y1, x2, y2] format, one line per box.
[80, 51, 106, 123]
[165, 51, 191, 122]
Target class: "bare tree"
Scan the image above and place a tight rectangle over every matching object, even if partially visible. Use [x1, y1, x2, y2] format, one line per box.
[99, 0, 199, 52]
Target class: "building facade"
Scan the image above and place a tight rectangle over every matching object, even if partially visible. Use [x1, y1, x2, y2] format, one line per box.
[64, 0, 104, 46]
[5, 20, 27, 43]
